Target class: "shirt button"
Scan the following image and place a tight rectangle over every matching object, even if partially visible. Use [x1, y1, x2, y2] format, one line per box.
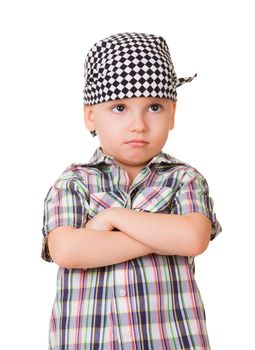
[119, 288, 126, 297]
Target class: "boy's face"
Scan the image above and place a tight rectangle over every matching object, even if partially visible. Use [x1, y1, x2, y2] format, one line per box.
[83, 97, 176, 176]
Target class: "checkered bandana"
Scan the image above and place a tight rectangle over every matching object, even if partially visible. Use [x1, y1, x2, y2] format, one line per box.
[83, 32, 197, 106]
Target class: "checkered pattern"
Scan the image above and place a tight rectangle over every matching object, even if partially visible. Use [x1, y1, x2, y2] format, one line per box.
[83, 32, 197, 105]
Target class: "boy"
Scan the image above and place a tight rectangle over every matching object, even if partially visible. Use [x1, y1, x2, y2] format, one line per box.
[41, 32, 222, 349]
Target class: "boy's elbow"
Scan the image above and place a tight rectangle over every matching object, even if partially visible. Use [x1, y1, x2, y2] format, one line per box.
[191, 228, 211, 256]
[158, 235, 209, 257]
[191, 237, 210, 256]
[184, 213, 212, 256]
[47, 227, 80, 268]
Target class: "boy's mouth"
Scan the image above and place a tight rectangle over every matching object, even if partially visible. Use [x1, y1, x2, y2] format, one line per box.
[125, 140, 149, 147]
[126, 139, 148, 143]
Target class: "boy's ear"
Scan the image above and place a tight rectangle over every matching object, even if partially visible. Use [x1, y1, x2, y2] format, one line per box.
[83, 104, 96, 132]
[169, 101, 176, 130]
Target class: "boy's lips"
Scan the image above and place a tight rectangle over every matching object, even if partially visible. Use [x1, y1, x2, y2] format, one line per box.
[125, 140, 149, 147]
[125, 139, 148, 143]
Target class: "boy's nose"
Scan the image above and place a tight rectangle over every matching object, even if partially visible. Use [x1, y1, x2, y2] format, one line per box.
[129, 112, 147, 131]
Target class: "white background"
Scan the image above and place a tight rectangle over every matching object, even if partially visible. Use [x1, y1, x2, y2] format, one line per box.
[1, 0, 254, 349]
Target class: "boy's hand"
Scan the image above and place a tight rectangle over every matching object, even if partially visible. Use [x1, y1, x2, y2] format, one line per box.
[85, 208, 115, 231]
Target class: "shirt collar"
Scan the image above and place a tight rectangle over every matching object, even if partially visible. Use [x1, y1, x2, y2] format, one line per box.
[84, 146, 185, 168]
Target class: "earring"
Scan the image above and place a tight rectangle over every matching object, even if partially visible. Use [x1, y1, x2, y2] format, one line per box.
[90, 130, 97, 137]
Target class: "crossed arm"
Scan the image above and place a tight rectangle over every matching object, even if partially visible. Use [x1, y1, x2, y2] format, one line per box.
[47, 207, 212, 269]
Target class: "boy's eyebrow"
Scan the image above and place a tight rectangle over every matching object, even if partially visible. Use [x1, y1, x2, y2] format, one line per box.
[145, 97, 170, 103]
[148, 98, 165, 102]
[112, 97, 168, 104]
[103, 97, 172, 109]
[143, 98, 171, 105]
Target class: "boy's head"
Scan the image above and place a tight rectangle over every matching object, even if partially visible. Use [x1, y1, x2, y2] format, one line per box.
[83, 32, 196, 172]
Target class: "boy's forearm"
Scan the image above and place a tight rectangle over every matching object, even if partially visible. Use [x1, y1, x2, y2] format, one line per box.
[48, 227, 154, 269]
[110, 208, 206, 256]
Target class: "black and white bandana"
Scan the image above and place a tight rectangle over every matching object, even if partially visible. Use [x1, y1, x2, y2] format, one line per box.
[83, 32, 197, 106]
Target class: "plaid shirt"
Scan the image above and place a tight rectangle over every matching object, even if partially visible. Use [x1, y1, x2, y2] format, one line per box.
[41, 146, 222, 349]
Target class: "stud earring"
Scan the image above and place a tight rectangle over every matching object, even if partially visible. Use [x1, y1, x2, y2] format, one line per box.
[90, 130, 97, 137]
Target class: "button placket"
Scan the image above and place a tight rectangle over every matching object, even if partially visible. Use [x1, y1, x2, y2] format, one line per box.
[124, 195, 131, 209]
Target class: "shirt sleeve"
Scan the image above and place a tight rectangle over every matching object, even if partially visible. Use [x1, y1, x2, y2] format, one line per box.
[170, 171, 222, 241]
[41, 176, 90, 262]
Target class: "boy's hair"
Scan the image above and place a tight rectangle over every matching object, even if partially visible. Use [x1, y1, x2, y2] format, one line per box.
[83, 32, 197, 137]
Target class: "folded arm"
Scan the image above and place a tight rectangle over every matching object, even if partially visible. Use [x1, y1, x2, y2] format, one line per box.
[47, 226, 154, 269]
[47, 207, 211, 269]
[110, 208, 212, 256]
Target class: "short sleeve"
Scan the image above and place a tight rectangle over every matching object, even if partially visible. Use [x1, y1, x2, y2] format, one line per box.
[41, 177, 90, 262]
[170, 171, 222, 241]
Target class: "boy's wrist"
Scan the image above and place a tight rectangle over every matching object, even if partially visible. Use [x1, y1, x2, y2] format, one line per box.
[106, 207, 124, 229]
[108, 207, 156, 254]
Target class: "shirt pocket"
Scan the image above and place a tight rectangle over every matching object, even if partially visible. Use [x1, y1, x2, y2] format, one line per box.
[88, 191, 125, 218]
[132, 186, 176, 213]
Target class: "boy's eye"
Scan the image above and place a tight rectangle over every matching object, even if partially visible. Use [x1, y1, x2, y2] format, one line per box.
[149, 104, 162, 112]
[112, 104, 125, 112]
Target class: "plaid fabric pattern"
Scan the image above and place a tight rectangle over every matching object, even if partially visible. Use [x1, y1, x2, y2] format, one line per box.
[41, 146, 222, 349]
[83, 32, 197, 105]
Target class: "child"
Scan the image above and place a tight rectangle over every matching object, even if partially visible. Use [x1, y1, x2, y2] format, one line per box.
[41, 32, 222, 349]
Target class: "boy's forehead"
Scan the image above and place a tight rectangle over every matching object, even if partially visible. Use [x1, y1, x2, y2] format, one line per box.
[94, 96, 173, 108]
